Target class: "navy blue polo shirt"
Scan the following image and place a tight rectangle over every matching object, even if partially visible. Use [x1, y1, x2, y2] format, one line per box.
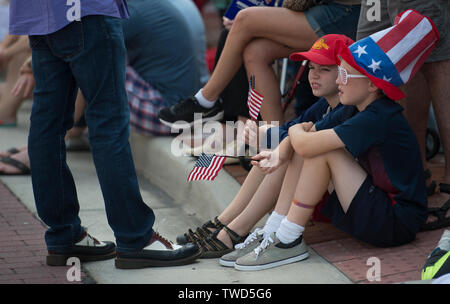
[265, 98, 357, 148]
[317, 97, 427, 225]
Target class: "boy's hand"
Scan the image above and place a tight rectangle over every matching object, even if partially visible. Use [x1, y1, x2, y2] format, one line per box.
[251, 147, 287, 174]
[222, 17, 234, 30]
[288, 121, 314, 137]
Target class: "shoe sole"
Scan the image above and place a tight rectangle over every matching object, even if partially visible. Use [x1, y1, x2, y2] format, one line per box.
[46, 251, 116, 266]
[200, 248, 233, 259]
[219, 258, 235, 267]
[114, 250, 202, 269]
[159, 111, 224, 129]
[234, 251, 309, 271]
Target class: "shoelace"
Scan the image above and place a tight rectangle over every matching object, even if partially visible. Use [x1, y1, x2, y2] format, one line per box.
[77, 230, 103, 247]
[235, 228, 264, 250]
[153, 231, 174, 249]
[253, 234, 275, 257]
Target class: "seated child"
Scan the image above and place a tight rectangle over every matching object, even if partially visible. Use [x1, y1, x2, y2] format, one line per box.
[233, 9, 440, 271]
[176, 34, 357, 260]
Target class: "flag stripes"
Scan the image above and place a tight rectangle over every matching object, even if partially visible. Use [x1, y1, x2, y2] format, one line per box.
[187, 154, 226, 181]
[247, 88, 263, 121]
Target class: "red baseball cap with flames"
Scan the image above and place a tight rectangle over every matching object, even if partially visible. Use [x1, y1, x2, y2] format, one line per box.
[290, 34, 355, 66]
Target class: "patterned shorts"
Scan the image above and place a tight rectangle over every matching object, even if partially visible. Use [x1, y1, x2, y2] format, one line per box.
[126, 66, 172, 136]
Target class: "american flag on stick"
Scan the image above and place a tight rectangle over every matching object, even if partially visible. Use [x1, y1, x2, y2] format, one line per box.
[247, 75, 263, 121]
[187, 154, 227, 181]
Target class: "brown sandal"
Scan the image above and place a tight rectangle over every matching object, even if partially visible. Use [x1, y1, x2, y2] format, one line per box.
[176, 216, 225, 245]
[197, 226, 248, 259]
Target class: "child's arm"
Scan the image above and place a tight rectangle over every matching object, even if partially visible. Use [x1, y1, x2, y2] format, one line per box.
[288, 122, 344, 158]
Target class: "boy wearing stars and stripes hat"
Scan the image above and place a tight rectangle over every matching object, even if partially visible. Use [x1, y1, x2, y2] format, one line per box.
[232, 9, 441, 271]
[338, 9, 439, 102]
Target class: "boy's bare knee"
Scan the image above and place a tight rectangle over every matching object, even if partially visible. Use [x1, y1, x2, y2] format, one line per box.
[321, 148, 351, 164]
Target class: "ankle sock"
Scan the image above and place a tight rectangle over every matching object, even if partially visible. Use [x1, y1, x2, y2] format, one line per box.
[276, 218, 305, 244]
[195, 89, 216, 109]
[262, 211, 285, 237]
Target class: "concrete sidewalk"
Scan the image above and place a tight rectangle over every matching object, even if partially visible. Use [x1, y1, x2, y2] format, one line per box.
[0, 100, 353, 284]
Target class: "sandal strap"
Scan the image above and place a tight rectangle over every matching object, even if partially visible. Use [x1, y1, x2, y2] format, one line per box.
[439, 183, 450, 195]
[222, 226, 248, 246]
[198, 226, 248, 253]
[211, 216, 225, 229]
[198, 230, 229, 252]
[183, 216, 223, 244]
[0, 156, 30, 174]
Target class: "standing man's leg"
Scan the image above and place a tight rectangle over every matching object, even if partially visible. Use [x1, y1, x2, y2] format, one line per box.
[29, 16, 200, 268]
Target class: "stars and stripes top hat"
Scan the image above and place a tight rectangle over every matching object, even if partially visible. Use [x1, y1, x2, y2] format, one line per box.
[338, 9, 439, 101]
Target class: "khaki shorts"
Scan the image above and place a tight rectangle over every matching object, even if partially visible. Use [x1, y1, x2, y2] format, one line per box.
[356, 0, 449, 62]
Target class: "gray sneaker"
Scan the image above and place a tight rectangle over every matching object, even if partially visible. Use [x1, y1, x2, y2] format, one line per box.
[234, 232, 309, 271]
[219, 228, 265, 267]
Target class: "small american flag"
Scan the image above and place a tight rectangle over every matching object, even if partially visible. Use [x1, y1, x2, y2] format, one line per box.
[187, 154, 226, 181]
[247, 87, 263, 121]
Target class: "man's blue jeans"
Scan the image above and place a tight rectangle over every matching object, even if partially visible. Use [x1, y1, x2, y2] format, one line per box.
[28, 15, 155, 252]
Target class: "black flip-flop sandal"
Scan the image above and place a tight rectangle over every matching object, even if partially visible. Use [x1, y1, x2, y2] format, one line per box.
[0, 156, 31, 175]
[421, 183, 450, 231]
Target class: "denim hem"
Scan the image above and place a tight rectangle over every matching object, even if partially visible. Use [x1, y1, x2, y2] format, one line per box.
[115, 230, 154, 253]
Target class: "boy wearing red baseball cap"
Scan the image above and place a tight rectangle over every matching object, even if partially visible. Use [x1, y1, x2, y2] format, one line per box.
[234, 10, 440, 271]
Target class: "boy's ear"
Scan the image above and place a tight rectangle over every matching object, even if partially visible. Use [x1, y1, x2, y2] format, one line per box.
[367, 80, 381, 94]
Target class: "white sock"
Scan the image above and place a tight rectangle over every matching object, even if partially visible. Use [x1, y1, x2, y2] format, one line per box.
[276, 218, 305, 244]
[195, 89, 216, 108]
[262, 211, 285, 237]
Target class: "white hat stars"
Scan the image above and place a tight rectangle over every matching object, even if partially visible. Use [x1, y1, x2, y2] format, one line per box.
[368, 59, 382, 73]
[353, 44, 368, 58]
[383, 75, 392, 82]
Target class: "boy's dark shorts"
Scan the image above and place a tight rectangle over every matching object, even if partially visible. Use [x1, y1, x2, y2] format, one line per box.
[321, 176, 421, 247]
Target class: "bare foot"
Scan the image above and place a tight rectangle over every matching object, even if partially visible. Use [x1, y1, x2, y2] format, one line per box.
[0, 145, 27, 158]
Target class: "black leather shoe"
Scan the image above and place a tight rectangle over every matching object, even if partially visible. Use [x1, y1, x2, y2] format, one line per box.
[115, 232, 201, 269]
[46, 231, 116, 266]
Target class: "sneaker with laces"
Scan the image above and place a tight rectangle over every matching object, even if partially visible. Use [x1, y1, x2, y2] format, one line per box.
[234, 232, 309, 271]
[46, 230, 116, 266]
[115, 231, 201, 269]
[219, 228, 264, 267]
[158, 96, 224, 129]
